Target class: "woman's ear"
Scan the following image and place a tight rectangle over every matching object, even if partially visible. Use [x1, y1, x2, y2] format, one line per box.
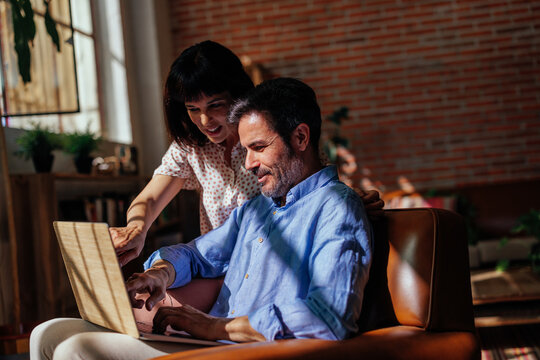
[292, 123, 310, 152]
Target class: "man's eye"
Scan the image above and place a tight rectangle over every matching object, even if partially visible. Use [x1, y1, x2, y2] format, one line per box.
[253, 146, 265, 152]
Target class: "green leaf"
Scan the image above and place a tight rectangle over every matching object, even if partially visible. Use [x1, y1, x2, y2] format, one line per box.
[44, 0, 60, 52]
[15, 123, 62, 160]
[16, 41, 31, 83]
[20, 0, 36, 42]
[9, 0, 33, 83]
[498, 236, 509, 249]
[496, 259, 510, 272]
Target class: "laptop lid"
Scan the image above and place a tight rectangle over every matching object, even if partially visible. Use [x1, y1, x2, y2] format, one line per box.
[53, 221, 223, 347]
[53, 221, 141, 338]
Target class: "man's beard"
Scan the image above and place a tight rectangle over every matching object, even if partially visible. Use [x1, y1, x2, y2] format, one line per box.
[254, 153, 304, 199]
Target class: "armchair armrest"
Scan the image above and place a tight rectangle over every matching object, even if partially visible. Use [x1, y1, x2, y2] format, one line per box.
[153, 327, 479, 360]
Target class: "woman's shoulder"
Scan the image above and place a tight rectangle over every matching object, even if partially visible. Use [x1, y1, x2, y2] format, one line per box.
[167, 140, 222, 156]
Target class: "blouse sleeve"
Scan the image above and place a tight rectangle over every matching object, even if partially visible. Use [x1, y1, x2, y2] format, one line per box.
[153, 142, 200, 190]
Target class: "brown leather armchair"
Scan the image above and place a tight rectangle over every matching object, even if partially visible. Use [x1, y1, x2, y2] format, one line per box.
[154, 208, 480, 360]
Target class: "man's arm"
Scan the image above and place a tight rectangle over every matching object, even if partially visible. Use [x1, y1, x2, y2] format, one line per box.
[143, 203, 244, 288]
[127, 204, 244, 310]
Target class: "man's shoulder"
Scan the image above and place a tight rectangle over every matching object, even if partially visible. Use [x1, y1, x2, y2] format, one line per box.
[319, 180, 362, 204]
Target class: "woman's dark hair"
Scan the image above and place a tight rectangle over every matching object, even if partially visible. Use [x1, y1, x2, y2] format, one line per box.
[228, 78, 322, 154]
[164, 41, 255, 147]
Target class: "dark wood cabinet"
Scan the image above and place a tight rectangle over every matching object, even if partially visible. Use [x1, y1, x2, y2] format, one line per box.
[10, 174, 144, 323]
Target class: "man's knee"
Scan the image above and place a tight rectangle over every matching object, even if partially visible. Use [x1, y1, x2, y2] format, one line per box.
[30, 318, 75, 360]
[54, 333, 103, 360]
[30, 318, 106, 360]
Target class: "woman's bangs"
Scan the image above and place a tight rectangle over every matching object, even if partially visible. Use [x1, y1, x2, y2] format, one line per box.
[180, 70, 228, 102]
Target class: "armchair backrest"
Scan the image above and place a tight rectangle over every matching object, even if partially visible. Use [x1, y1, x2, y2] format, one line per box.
[357, 208, 476, 333]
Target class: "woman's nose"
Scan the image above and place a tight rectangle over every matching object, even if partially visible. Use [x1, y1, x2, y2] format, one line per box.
[200, 113, 210, 127]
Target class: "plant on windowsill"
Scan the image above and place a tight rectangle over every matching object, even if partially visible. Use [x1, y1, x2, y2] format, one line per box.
[497, 209, 540, 273]
[61, 129, 102, 174]
[14, 123, 62, 172]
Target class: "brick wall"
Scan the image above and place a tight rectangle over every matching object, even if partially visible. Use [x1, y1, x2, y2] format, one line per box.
[167, 0, 540, 192]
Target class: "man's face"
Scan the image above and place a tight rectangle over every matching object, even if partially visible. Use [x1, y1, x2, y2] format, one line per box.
[238, 112, 303, 199]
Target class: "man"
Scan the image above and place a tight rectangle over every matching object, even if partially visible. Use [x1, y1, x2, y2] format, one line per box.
[30, 78, 372, 359]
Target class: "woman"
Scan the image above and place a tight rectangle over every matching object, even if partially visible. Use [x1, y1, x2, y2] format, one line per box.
[111, 40, 383, 267]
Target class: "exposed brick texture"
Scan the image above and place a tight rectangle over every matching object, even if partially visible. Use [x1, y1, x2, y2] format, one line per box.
[167, 0, 540, 191]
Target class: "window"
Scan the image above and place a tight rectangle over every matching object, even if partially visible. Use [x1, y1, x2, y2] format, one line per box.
[0, 0, 131, 144]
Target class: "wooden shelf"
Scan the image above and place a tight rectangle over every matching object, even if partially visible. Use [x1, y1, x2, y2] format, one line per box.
[471, 267, 540, 305]
[471, 266, 540, 327]
[9, 173, 147, 323]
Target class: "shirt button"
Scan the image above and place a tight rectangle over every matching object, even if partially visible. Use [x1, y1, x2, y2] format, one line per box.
[273, 210, 277, 215]
[231, 310, 235, 314]
[258, 237, 263, 243]
[245, 273, 249, 279]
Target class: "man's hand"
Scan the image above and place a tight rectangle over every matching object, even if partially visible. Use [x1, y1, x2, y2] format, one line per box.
[358, 189, 385, 220]
[110, 224, 146, 267]
[153, 304, 225, 340]
[153, 305, 265, 342]
[126, 262, 174, 311]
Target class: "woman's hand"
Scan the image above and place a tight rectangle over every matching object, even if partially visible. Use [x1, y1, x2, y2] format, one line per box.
[110, 224, 147, 267]
[126, 261, 175, 311]
[358, 189, 385, 220]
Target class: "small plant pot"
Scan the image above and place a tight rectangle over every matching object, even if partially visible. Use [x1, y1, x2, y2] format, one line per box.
[32, 153, 54, 173]
[74, 155, 93, 174]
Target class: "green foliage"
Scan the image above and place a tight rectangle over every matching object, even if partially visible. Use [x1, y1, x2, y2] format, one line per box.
[327, 106, 348, 126]
[324, 106, 350, 163]
[496, 259, 510, 272]
[8, 0, 61, 83]
[44, 0, 60, 51]
[10, 0, 35, 83]
[498, 209, 540, 273]
[513, 209, 540, 273]
[15, 123, 61, 159]
[61, 129, 102, 158]
[498, 236, 509, 249]
[511, 209, 540, 240]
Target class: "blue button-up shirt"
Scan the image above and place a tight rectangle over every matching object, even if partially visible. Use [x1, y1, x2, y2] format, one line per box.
[145, 166, 372, 341]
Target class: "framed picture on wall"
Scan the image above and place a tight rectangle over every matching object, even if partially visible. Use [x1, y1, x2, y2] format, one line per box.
[0, 0, 79, 117]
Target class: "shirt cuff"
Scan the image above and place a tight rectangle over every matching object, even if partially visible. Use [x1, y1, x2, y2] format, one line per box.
[143, 247, 191, 288]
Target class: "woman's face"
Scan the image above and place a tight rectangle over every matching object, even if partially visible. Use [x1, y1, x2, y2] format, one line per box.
[185, 92, 234, 145]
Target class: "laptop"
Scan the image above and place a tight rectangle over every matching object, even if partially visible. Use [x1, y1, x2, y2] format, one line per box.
[53, 221, 221, 346]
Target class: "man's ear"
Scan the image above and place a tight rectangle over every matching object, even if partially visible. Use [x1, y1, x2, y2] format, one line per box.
[291, 123, 310, 152]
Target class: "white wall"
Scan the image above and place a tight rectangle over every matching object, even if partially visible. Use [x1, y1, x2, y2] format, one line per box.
[121, 0, 171, 176]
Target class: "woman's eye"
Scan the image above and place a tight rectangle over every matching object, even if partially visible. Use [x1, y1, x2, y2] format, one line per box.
[210, 103, 224, 109]
[187, 108, 199, 113]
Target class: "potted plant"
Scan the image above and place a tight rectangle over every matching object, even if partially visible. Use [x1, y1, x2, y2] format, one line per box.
[15, 123, 61, 172]
[62, 129, 102, 174]
[497, 209, 540, 273]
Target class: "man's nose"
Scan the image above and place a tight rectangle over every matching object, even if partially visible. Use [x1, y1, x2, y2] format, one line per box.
[245, 150, 258, 171]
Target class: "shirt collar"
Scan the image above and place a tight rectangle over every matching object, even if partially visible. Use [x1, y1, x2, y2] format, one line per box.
[272, 165, 339, 207]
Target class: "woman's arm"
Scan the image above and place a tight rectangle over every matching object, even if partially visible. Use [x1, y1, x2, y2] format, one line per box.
[110, 174, 185, 266]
